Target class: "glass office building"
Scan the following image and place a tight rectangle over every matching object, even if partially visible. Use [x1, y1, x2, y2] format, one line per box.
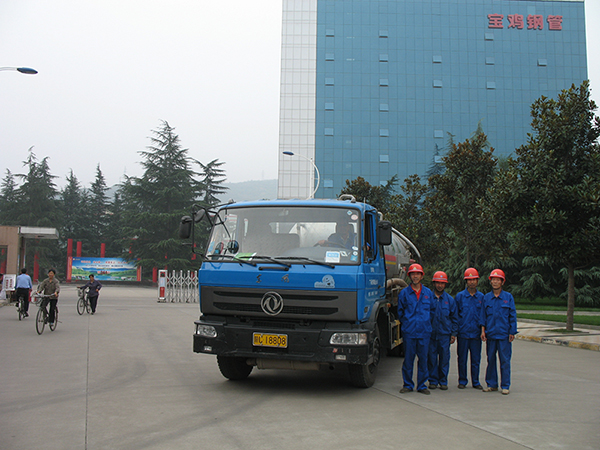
[277, 0, 587, 199]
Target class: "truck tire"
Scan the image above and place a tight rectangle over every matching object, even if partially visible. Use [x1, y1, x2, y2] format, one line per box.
[217, 356, 253, 380]
[348, 326, 381, 388]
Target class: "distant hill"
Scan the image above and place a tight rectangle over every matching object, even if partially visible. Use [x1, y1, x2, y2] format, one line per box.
[218, 179, 278, 203]
[105, 179, 278, 204]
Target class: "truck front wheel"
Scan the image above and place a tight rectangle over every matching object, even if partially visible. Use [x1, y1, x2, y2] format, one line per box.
[217, 356, 253, 380]
[348, 327, 381, 388]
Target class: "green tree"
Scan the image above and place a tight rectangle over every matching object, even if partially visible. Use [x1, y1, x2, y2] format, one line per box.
[59, 170, 89, 253]
[0, 170, 19, 225]
[199, 159, 228, 206]
[492, 81, 600, 330]
[427, 131, 498, 269]
[120, 121, 205, 274]
[87, 165, 110, 255]
[339, 175, 398, 213]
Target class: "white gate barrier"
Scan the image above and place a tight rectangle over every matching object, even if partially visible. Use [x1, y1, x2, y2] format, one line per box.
[158, 270, 199, 303]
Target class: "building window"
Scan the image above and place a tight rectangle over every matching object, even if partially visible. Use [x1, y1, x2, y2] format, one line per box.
[380, 155, 389, 163]
[325, 102, 334, 110]
[486, 57, 495, 65]
[433, 80, 443, 88]
[433, 55, 442, 63]
[325, 78, 335, 85]
[434, 130, 444, 138]
[380, 129, 389, 137]
[324, 128, 334, 136]
[379, 30, 388, 38]
[324, 179, 334, 188]
[325, 53, 334, 61]
[380, 104, 389, 111]
[380, 79, 389, 86]
[485, 32, 494, 40]
[379, 54, 388, 62]
[538, 59, 548, 66]
[487, 81, 496, 89]
[326, 29, 334, 37]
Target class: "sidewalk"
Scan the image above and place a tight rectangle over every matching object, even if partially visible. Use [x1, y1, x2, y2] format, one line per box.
[517, 319, 600, 352]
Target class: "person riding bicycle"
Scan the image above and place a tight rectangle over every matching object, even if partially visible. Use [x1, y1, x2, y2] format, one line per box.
[15, 268, 33, 317]
[36, 268, 60, 324]
[80, 274, 102, 315]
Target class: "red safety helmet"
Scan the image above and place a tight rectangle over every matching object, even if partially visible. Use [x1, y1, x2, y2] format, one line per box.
[432, 271, 448, 283]
[407, 263, 424, 275]
[464, 268, 479, 279]
[489, 269, 506, 281]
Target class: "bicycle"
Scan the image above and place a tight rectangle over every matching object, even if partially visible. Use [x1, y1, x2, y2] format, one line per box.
[15, 292, 29, 321]
[77, 287, 91, 315]
[33, 293, 59, 335]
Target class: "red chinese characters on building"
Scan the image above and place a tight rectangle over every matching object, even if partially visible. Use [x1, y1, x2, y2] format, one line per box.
[508, 14, 524, 29]
[488, 14, 504, 29]
[488, 13, 563, 31]
[527, 14, 544, 30]
[547, 15, 563, 31]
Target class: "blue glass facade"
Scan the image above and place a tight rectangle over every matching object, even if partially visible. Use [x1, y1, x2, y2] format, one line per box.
[277, 0, 587, 199]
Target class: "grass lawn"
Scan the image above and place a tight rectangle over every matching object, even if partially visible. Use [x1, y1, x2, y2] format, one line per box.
[515, 304, 599, 312]
[517, 313, 600, 327]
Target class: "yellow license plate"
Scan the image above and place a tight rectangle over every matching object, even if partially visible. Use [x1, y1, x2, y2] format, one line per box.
[253, 333, 288, 348]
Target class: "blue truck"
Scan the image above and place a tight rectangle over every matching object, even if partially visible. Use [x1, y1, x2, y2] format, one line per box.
[179, 195, 419, 387]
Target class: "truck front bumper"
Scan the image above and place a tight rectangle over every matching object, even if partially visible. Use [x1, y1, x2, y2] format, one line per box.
[193, 317, 375, 366]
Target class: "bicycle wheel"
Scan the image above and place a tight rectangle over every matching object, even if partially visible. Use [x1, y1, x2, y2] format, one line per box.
[49, 308, 58, 331]
[85, 299, 91, 314]
[77, 298, 85, 315]
[18, 299, 24, 321]
[36, 308, 46, 335]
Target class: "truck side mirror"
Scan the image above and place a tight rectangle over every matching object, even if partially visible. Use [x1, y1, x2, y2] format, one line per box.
[377, 221, 392, 246]
[179, 216, 193, 239]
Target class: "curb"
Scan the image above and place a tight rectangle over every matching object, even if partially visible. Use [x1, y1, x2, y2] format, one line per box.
[516, 333, 600, 352]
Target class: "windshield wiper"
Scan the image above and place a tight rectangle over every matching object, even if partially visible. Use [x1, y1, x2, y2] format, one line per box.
[205, 254, 257, 267]
[275, 256, 335, 269]
[246, 255, 292, 268]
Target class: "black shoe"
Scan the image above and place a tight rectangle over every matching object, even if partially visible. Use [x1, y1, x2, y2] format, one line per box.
[24, 312, 29, 317]
[439, 385, 448, 390]
[91, 311, 95, 315]
[418, 389, 431, 395]
[429, 384, 438, 390]
[458, 384, 466, 389]
[399, 387, 413, 394]
[473, 385, 483, 390]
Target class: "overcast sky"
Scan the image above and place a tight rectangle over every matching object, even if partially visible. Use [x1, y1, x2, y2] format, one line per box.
[1, 1, 599, 189]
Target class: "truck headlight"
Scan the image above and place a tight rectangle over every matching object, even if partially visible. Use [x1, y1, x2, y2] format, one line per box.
[195, 324, 217, 338]
[329, 332, 367, 345]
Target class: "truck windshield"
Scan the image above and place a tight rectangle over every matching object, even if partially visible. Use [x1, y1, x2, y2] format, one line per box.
[205, 205, 362, 265]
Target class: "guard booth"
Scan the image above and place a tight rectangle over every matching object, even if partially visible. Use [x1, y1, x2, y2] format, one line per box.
[158, 269, 167, 301]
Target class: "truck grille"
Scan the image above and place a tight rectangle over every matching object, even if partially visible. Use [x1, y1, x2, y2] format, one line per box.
[201, 286, 357, 321]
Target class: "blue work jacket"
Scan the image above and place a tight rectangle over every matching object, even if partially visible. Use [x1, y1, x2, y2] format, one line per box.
[455, 288, 484, 339]
[397, 284, 435, 339]
[431, 291, 458, 337]
[480, 290, 518, 339]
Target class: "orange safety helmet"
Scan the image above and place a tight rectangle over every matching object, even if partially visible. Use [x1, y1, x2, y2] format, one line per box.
[464, 268, 479, 279]
[489, 269, 506, 281]
[407, 263, 424, 275]
[432, 271, 448, 283]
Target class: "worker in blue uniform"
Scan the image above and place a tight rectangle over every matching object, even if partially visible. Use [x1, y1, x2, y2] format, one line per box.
[398, 263, 435, 395]
[480, 269, 518, 395]
[455, 267, 484, 389]
[428, 271, 458, 390]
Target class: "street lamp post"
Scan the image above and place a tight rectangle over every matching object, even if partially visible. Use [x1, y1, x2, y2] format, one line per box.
[283, 151, 321, 199]
[0, 67, 38, 75]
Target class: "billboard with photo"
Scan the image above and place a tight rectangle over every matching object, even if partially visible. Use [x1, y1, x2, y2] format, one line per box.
[69, 257, 141, 281]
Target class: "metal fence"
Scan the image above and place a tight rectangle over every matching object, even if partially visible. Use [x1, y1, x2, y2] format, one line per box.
[159, 270, 199, 303]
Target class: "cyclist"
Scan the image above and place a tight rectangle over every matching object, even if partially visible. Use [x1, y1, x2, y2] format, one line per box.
[79, 274, 102, 315]
[15, 268, 33, 317]
[36, 268, 60, 324]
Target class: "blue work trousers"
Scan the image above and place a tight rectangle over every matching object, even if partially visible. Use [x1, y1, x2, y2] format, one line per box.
[402, 336, 430, 391]
[457, 337, 482, 387]
[428, 334, 451, 386]
[485, 338, 512, 390]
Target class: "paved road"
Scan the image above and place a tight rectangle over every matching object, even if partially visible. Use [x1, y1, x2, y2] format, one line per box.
[1, 285, 599, 450]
